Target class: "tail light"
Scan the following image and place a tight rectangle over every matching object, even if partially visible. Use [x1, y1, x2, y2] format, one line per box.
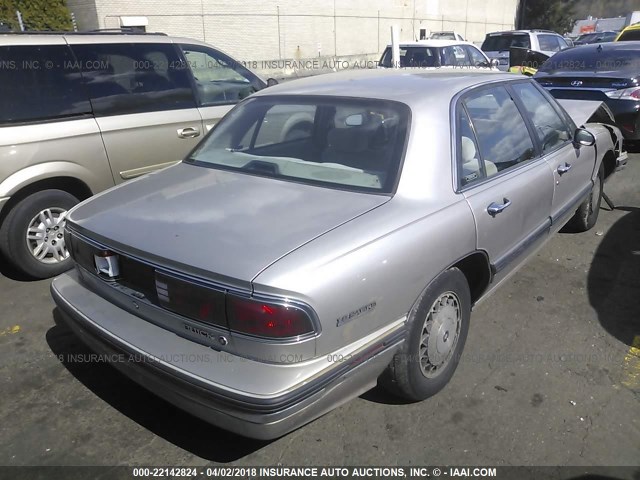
[605, 87, 640, 101]
[227, 294, 315, 339]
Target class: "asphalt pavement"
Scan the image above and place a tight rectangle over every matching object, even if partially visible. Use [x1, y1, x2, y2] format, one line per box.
[0, 152, 638, 472]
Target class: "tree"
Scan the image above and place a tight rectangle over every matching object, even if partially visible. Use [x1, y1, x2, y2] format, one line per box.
[518, 0, 579, 34]
[0, 0, 72, 31]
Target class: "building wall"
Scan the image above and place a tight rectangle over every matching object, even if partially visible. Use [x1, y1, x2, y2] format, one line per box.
[67, 0, 518, 61]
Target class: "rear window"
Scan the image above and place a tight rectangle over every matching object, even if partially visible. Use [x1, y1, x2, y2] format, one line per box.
[481, 34, 531, 51]
[0, 45, 91, 124]
[188, 96, 410, 193]
[538, 46, 640, 72]
[617, 29, 640, 41]
[379, 46, 440, 68]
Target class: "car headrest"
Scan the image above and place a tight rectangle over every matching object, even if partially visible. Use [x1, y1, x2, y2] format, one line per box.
[327, 127, 370, 153]
[461, 136, 477, 162]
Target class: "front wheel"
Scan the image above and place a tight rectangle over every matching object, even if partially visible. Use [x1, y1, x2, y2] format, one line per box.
[0, 189, 79, 279]
[380, 267, 471, 401]
[569, 164, 603, 232]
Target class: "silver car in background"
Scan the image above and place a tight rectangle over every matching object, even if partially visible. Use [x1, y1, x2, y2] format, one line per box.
[52, 70, 626, 440]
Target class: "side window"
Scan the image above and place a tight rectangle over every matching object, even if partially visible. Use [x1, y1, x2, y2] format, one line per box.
[466, 46, 488, 67]
[254, 105, 316, 147]
[464, 86, 536, 174]
[557, 36, 569, 50]
[511, 82, 571, 152]
[442, 45, 471, 66]
[458, 107, 487, 186]
[0, 45, 91, 123]
[538, 34, 561, 52]
[71, 43, 196, 116]
[181, 45, 263, 106]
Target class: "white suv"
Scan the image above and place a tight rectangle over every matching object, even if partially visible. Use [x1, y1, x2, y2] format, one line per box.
[481, 29, 570, 71]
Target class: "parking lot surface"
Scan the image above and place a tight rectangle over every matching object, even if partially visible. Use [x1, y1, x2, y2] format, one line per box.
[0, 153, 639, 469]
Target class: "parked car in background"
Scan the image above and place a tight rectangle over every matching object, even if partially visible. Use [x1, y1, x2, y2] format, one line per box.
[482, 29, 570, 71]
[574, 31, 618, 45]
[616, 23, 640, 42]
[429, 31, 465, 41]
[0, 31, 268, 278]
[534, 41, 640, 140]
[52, 69, 625, 440]
[379, 40, 494, 69]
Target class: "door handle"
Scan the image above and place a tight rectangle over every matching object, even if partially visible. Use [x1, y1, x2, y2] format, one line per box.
[487, 198, 511, 217]
[177, 127, 201, 139]
[557, 163, 572, 175]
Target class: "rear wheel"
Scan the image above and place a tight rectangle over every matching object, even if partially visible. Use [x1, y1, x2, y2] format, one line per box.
[380, 268, 471, 401]
[0, 190, 79, 279]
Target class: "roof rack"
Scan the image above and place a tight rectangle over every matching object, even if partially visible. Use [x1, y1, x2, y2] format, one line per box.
[1, 28, 167, 35]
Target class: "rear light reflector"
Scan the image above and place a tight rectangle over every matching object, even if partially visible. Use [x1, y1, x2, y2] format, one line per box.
[155, 272, 226, 327]
[605, 87, 640, 100]
[227, 295, 315, 339]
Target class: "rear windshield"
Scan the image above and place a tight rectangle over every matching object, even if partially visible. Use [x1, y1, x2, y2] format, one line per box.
[187, 96, 410, 194]
[538, 46, 640, 72]
[481, 34, 531, 51]
[617, 29, 640, 41]
[379, 46, 441, 67]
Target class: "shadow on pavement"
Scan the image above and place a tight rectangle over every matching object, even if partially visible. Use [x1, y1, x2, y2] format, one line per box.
[46, 308, 269, 462]
[587, 207, 640, 347]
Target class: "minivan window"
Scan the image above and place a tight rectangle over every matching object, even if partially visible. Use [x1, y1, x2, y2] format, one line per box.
[181, 45, 263, 106]
[538, 34, 561, 52]
[188, 96, 410, 193]
[0, 45, 91, 123]
[70, 43, 196, 116]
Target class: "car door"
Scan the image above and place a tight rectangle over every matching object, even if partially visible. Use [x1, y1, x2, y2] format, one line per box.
[69, 41, 202, 183]
[179, 44, 266, 134]
[457, 85, 554, 283]
[510, 82, 594, 228]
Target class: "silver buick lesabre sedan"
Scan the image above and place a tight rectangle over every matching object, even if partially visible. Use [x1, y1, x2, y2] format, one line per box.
[51, 70, 627, 440]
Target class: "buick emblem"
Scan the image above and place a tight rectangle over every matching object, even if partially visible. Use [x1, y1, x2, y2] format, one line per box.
[571, 80, 583, 87]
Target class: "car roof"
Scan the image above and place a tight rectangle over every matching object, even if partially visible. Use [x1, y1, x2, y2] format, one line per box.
[0, 32, 212, 47]
[384, 40, 477, 48]
[254, 69, 515, 107]
[564, 40, 640, 51]
[485, 29, 558, 36]
[621, 23, 640, 31]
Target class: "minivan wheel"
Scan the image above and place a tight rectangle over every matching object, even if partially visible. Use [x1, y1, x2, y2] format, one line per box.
[380, 267, 471, 401]
[0, 190, 79, 279]
[569, 164, 603, 232]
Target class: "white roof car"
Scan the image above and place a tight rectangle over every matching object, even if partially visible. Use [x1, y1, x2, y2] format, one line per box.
[379, 40, 496, 69]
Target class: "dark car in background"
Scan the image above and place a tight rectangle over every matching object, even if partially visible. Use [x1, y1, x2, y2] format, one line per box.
[534, 42, 640, 140]
[574, 31, 619, 45]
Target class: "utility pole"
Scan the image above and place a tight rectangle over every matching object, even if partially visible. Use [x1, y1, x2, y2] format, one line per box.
[16, 10, 24, 31]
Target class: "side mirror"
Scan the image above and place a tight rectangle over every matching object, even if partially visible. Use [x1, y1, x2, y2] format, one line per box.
[574, 128, 596, 147]
[490, 58, 500, 69]
[266, 78, 279, 87]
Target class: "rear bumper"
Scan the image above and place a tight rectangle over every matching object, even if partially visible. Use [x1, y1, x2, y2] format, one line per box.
[51, 271, 403, 440]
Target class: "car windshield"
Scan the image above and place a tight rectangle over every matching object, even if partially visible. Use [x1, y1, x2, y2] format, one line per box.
[538, 46, 640, 72]
[431, 32, 455, 40]
[482, 33, 531, 51]
[187, 96, 410, 193]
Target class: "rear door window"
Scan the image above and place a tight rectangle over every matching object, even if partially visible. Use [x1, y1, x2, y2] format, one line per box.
[70, 43, 197, 116]
[0, 45, 91, 123]
[538, 34, 561, 52]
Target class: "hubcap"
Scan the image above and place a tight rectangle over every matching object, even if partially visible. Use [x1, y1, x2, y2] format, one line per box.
[25, 208, 69, 264]
[419, 292, 461, 378]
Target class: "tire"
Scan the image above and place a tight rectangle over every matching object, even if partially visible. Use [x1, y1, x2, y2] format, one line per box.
[0, 189, 79, 279]
[569, 164, 603, 232]
[380, 267, 471, 401]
